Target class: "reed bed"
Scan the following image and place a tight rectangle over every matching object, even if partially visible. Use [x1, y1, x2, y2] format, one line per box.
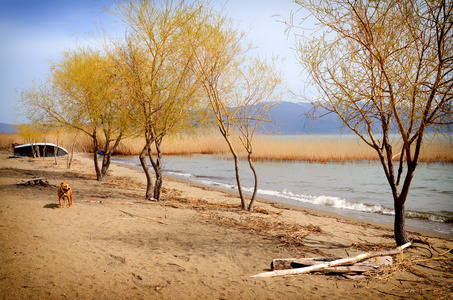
[151, 133, 453, 164]
[1, 131, 452, 163]
[115, 134, 230, 156]
[251, 135, 378, 163]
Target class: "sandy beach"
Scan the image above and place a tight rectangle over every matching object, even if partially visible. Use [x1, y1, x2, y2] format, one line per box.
[0, 151, 452, 299]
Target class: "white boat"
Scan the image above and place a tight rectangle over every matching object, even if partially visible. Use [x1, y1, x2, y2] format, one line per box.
[13, 143, 69, 157]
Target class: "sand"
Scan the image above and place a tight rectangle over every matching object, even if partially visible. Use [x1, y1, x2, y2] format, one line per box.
[0, 151, 452, 299]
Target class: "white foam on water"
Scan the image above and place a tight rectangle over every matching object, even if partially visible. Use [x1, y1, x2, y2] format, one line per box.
[113, 157, 452, 225]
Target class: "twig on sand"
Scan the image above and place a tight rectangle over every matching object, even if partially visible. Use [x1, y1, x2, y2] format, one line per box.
[81, 200, 134, 205]
[118, 210, 168, 225]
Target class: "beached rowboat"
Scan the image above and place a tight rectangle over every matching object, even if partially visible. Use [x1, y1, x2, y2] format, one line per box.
[13, 143, 68, 157]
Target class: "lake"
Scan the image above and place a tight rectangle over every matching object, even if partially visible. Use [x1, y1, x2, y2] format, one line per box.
[113, 154, 453, 237]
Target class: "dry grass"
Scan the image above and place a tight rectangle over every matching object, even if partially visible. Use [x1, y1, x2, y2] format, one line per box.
[252, 135, 378, 162]
[358, 244, 453, 298]
[114, 134, 230, 156]
[159, 133, 453, 163]
[1, 131, 452, 163]
[155, 192, 325, 256]
[204, 211, 324, 255]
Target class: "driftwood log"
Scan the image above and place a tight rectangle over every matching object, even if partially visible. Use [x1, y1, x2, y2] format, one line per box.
[21, 178, 49, 186]
[251, 242, 411, 278]
[271, 256, 393, 271]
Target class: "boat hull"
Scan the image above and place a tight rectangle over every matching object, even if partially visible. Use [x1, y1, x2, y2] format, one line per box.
[14, 143, 69, 157]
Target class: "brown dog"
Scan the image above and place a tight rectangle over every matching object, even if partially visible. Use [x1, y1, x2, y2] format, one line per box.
[58, 182, 73, 208]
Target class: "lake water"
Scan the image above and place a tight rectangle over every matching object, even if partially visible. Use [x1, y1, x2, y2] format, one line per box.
[113, 154, 453, 237]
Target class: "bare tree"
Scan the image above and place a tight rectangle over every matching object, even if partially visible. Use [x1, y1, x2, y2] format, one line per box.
[107, 0, 205, 201]
[19, 48, 129, 181]
[186, 7, 283, 210]
[232, 58, 283, 210]
[287, 0, 452, 244]
[184, 7, 250, 209]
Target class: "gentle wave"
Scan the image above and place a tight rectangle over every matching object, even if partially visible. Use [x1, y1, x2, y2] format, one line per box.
[166, 171, 193, 178]
[112, 159, 452, 224]
[192, 178, 452, 223]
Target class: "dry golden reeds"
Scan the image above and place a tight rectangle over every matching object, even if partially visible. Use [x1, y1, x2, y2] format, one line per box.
[114, 134, 231, 156]
[251, 135, 378, 163]
[153, 133, 453, 163]
[1, 131, 451, 163]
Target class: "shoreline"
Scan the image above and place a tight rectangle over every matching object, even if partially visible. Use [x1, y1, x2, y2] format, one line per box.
[114, 155, 451, 239]
[115, 158, 392, 225]
[1, 151, 452, 299]
[166, 174, 452, 239]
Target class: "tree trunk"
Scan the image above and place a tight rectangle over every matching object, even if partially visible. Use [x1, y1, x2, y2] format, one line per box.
[54, 136, 59, 165]
[31, 143, 36, 158]
[139, 142, 154, 201]
[221, 134, 247, 210]
[394, 200, 410, 246]
[99, 139, 111, 182]
[247, 152, 258, 211]
[100, 153, 111, 182]
[393, 163, 416, 246]
[150, 138, 163, 201]
[100, 133, 123, 181]
[92, 135, 103, 181]
[233, 154, 247, 210]
[67, 143, 75, 169]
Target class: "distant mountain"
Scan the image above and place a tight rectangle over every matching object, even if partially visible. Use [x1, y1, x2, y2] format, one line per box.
[262, 101, 452, 134]
[0, 123, 16, 134]
[262, 101, 349, 134]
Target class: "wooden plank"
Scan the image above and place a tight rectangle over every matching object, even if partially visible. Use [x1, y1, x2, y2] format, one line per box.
[251, 242, 411, 278]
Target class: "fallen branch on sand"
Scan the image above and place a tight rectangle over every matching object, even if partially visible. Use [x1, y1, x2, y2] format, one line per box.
[251, 242, 411, 278]
[118, 210, 168, 225]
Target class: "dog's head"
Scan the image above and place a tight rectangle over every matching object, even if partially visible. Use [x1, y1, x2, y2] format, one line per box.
[60, 182, 71, 193]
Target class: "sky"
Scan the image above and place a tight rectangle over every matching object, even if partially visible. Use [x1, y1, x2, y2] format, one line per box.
[0, 0, 305, 125]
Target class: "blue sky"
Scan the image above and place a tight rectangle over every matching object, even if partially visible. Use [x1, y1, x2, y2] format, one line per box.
[0, 0, 304, 124]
